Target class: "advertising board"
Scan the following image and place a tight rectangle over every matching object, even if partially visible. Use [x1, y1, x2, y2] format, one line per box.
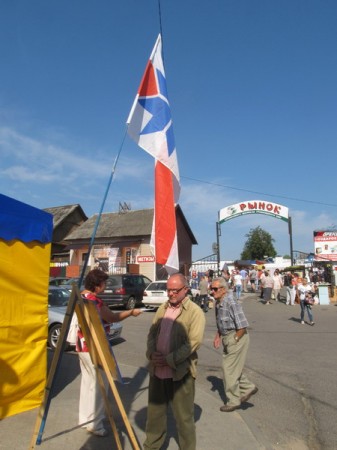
[314, 230, 337, 261]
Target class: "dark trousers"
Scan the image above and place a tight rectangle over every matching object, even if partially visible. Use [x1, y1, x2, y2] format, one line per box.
[143, 373, 196, 450]
[199, 294, 208, 311]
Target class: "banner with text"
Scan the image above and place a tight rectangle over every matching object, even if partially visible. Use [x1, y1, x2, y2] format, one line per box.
[219, 200, 289, 224]
[314, 230, 337, 261]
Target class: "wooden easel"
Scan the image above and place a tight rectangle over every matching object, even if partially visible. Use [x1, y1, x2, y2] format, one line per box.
[29, 285, 140, 450]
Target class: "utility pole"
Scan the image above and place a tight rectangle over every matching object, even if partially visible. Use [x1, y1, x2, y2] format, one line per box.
[216, 221, 221, 275]
[288, 216, 294, 265]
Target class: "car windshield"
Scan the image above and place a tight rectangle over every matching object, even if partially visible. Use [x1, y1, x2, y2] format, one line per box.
[148, 282, 167, 291]
[67, 278, 80, 285]
[58, 279, 72, 285]
[48, 289, 70, 307]
[107, 277, 120, 287]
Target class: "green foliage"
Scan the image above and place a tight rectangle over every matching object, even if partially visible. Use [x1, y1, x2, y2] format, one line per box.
[240, 226, 277, 260]
[283, 254, 291, 259]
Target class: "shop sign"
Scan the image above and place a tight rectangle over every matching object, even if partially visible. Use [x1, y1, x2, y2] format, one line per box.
[219, 200, 289, 224]
[137, 256, 155, 263]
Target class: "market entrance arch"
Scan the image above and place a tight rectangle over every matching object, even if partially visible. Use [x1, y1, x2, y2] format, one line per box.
[215, 200, 293, 271]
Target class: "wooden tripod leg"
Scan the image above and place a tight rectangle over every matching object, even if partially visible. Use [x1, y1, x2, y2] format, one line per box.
[29, 287, 80, 449]
[104, 368, 141, 450]
[82, 302, 141, 450]
[86, 319, 123, 450]
[95, 365, 123, 450]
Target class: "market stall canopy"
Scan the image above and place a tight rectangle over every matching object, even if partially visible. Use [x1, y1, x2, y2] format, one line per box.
[0, 194, 53, 419]
[234, 260, 257, 267]
[0, 193, 52, 243]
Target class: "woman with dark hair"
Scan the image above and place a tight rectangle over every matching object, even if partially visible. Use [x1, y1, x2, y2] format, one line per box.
[77, 269, 142, 437]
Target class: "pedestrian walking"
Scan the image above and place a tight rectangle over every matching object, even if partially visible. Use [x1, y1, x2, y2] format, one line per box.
[249, 266, 257, 293]
[198, 275, 209, 312]
[233, 271, 243, 300]
[212, 277, 258, 412]
[284, 271, 296, 305]
[262, 271, 273, 305]
[297, 278, 315, 326]
[272, 269, 283, 302]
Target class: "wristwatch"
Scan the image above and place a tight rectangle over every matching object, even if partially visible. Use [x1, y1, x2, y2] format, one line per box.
[234, 335, 239, 342]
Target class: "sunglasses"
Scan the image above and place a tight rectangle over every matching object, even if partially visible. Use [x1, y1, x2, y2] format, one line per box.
[167, 286, 186, 295]
[210, 286, 221, 292]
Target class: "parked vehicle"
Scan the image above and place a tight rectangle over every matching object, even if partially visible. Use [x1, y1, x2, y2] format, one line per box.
[48, 286, 123, 350]
[99, 274, 152, 310]
[142, 280, 200, 309]
[142, 280, 168, 309]
[49, 277, 71, 287]
[49, 277, 84, 292]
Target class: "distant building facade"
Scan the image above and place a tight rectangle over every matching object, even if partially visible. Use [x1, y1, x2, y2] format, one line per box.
[46, 204, 197, 280]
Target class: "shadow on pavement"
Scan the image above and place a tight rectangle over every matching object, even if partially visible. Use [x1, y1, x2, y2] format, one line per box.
[47, 349, 80, 398]
[288, 317, 302, 324]
[206, 375, 226, 403]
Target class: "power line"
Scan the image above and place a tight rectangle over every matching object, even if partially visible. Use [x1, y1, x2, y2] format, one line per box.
[182, 175, 337, 208]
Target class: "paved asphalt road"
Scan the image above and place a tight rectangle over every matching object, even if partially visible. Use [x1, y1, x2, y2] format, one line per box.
[112, 288, 337, 449]
[1, 289, 336, 449]
[194, 290, 337, 450]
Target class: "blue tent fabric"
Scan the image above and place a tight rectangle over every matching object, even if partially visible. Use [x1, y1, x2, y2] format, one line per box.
[0, 194, 53, 243]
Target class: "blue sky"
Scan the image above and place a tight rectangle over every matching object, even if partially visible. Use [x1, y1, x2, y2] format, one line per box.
[1, 0, 337, 261]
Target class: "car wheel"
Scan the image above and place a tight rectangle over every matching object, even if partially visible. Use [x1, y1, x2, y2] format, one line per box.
[126, 296, 136, 310]
[48, 323, 62, 350]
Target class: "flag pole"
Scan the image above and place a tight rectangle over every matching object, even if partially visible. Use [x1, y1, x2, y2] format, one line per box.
[79, 126, 128, 285]
[34, 127, 128, 444]
[157, 0, 165, 63]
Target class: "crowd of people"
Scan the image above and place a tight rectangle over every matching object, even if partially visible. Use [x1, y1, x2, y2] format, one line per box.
[194, 265, 318, 326]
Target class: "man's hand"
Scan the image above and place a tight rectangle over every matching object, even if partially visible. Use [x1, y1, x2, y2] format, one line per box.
[213, 334, 221, 349]
[151, 351, 168, 367]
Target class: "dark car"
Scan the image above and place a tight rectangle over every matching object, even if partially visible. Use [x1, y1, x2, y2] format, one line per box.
[99, 274, 152, 310]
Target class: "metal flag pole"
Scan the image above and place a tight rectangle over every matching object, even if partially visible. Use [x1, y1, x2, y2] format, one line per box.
[32, 127, 128, 446]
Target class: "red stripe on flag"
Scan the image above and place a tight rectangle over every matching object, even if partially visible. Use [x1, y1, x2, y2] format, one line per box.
[138, 61, 158, 96]
[155, 161, 176, 265]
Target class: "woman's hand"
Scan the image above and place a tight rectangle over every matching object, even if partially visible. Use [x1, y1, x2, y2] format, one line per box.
[130, 308, 142, 317]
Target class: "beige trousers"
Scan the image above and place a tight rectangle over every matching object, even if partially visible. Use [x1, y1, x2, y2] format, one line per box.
[78, 352, 108, 431]
[221, 332, 255, 406]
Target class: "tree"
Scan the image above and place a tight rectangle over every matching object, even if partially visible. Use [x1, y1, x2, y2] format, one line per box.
[240, 226, 277, 260]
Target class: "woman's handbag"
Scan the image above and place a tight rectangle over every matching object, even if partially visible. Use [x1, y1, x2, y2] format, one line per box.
[304, 293, 315, 306]
[66, 312, 79, 345]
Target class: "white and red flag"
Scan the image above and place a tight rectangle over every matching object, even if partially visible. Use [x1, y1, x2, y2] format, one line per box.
[127, 34, 180, 273]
